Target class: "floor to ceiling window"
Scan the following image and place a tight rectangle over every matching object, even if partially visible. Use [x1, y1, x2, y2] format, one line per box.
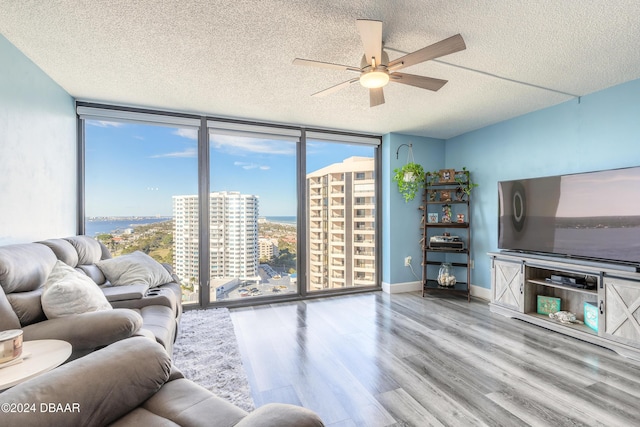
[305, 133, 379, 293]
[81, 107, 200, 304]
[207, 122, 300, 302]
[79, 104, 379, 308]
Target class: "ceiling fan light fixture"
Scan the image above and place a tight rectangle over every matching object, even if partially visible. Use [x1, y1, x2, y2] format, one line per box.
[360, 70, 389, 88]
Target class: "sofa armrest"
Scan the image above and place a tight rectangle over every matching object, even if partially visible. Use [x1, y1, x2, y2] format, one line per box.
[110, 287, 177, 314]
[235, 403, 325, 427]
[102, 283, 149, 302]
[0, 337, 170, 427]
[22, 308, 143, 358]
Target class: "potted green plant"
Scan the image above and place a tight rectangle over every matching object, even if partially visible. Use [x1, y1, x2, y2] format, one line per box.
[454, 167, 479, 200]
[393, 162, 425, 202]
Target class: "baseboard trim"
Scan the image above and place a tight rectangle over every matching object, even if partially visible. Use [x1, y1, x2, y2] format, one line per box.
[382, 281, 421, 294]
[382, 281, 491, 300]
[470, 284, 490, 301]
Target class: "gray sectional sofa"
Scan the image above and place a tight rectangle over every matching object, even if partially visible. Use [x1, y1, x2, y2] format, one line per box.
[0, 235, 324, 426]
[0, 337, 324, 426]
[0, 235, 181, 358]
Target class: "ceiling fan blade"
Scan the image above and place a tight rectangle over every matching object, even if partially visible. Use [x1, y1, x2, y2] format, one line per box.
[389, 72, 448, 91]
[369, 87, 385, 107]
[388, 34, 466, 71]
[356, 19, 383, 66]
[293, 58, 360, 72]
[312, 78, 360, 97]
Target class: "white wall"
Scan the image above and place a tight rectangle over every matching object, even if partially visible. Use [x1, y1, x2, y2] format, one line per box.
[0, 35, 77, 244]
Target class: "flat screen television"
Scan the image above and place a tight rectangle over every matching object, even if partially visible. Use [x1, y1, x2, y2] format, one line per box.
[498, 166, 640, 268]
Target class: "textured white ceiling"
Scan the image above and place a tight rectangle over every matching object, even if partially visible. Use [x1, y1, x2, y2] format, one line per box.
[1, 1, 640, 139]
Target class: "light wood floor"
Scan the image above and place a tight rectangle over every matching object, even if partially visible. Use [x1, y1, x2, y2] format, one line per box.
[230, 292, 640, 426]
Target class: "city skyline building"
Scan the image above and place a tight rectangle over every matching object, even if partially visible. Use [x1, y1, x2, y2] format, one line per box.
[307, 156, 376, 290]
[259, 237, 280, 261]
[173, 191, 260, 297]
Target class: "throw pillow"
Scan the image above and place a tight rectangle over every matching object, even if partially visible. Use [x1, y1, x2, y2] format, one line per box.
[41, 261, 112, 319]
[96, 251, 173, 287]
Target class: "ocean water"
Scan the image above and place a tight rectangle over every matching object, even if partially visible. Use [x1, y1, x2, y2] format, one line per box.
[86, 216, 295, 236]
[265, 216, 296, 225]
[85, 218, 171, 236]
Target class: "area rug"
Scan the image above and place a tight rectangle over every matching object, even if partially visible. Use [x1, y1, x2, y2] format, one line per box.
[172, 308, 255, 412]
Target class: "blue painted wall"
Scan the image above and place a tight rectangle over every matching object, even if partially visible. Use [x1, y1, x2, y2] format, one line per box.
[445, 78, 640, 289]
[382, 133, 444, 287]
[0, 35, 77, 244]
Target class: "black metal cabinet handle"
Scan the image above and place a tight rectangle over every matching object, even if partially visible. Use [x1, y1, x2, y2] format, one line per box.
[599, 300, 604, 315]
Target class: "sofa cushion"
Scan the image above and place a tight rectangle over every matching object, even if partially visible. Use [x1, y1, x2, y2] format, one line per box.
[0, 287, 21, 330]
[41, 261, 112, 319]
[0, 337, 170, 427]
[235, 403, 325, 427]
[64, 235, 104, 264]
[6, 289, 46, 326]
[96, 251, 174, 287]
[22, 309, 143, 360]
[76, 264, 107, 285]
[135, 305, 176, 354]
[110, 407, 179, 427]
[140, 378, 248, 427]
[0, 243, 57, 293]
[38, 238, 80, 267]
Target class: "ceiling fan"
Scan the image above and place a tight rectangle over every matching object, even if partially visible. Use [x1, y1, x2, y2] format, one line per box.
[293, 19, 466, 107]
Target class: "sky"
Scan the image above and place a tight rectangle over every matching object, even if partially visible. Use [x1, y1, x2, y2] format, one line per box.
[85, 121, 374, 217]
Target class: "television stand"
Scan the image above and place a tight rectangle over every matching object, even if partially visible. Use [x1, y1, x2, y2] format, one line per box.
[489, 251, 640, 361]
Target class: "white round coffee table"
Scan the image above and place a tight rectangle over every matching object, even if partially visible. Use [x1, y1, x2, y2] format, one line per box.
[0, 339, 72, 390]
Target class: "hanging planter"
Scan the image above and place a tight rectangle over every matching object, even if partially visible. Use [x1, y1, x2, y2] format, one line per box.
[393, 144, 425, 203]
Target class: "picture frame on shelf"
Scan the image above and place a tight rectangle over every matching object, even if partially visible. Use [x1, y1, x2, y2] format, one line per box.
[440, 190, 451, 202]
[428, 213, 439, 223]
[438, 169, 456, 183]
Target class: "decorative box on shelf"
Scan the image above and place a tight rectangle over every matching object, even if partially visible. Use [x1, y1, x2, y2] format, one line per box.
[584, 301, 598, 332]
[537, 295, 561, 315]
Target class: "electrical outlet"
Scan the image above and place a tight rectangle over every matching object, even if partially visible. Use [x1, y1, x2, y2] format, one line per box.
[470, 259, 475, 269]
[404, 256, 412, 266]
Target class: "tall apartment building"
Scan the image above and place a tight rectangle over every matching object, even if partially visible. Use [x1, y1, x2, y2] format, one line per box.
[307, 156, 376, 290]
[173, 191, 259, 290]
[258, 237, 280, 260]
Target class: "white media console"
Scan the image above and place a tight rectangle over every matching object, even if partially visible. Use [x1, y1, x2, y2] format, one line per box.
[489, 251, 640, 360]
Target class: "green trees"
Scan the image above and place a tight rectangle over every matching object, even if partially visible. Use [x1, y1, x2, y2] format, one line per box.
[100, 220, 174, 264]
[271, 248, 296, 271]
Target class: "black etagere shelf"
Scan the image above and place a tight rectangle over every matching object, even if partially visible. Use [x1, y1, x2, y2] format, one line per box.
[421, 170, 472, 301]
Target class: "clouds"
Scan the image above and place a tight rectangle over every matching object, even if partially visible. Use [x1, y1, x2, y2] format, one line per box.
[151, 129, 293, 165]
[152, 128, 198, 158]
[234, 161, 270, 170]
[173, 128, 198, 140]
[87, 120, 124, 128]
[210, 135, 295, 156]
[150, 147, 197, 158]
[213, 134, 295, 170]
